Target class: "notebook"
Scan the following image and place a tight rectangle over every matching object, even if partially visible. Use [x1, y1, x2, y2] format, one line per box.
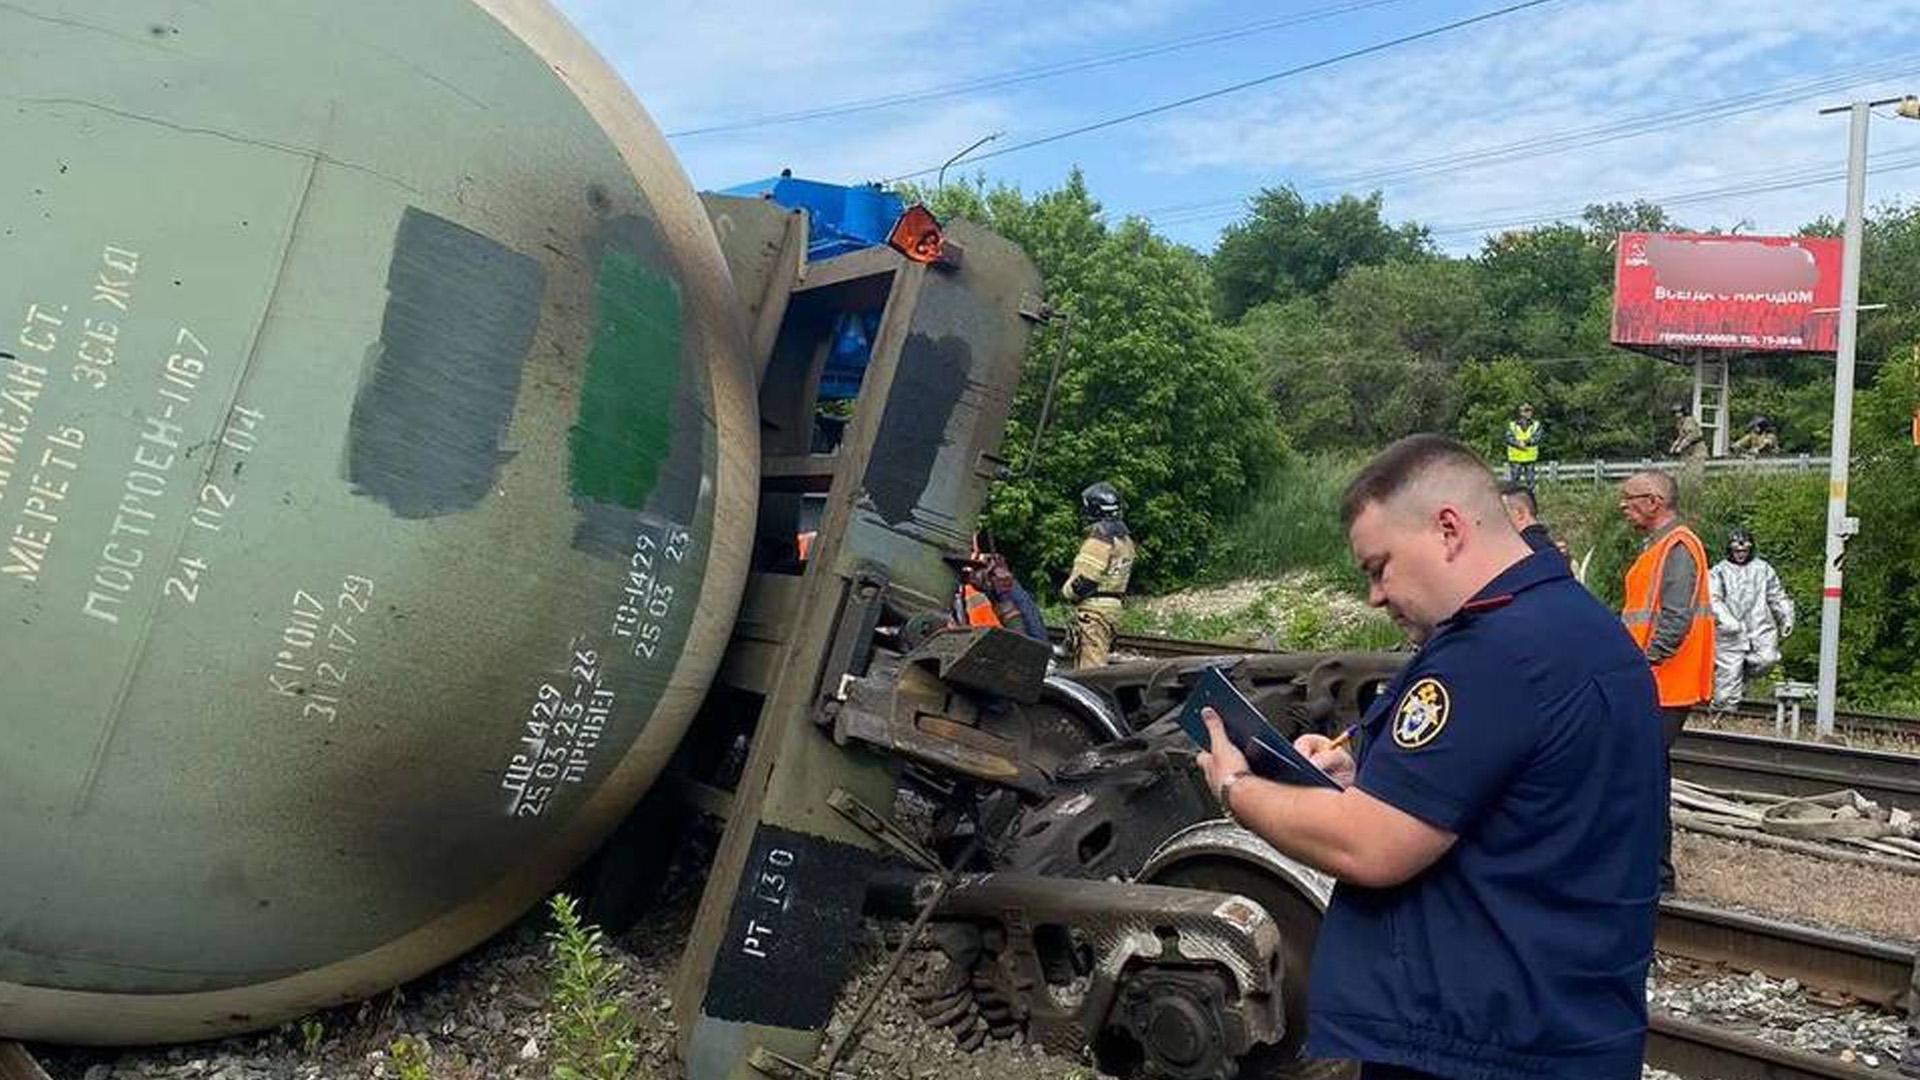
[1175, 666, 1344, 790]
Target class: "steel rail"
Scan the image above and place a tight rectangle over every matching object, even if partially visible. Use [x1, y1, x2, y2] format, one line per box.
[1646, 1013, 1893, 1080]
[0, 1043, 51, 1080]
[1672, 729, 1920, 811]
[1656, 898, 1916, 1010]
[1705, 701, 1920, 742]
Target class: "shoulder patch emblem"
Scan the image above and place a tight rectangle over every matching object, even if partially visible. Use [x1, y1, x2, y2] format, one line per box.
[1393, 677, 1451, 749]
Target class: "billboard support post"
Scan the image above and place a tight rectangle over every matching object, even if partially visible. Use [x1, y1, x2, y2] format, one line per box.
[1691, 354, 1732, 456]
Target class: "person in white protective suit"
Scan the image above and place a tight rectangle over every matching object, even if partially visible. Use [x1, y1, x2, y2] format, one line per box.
[1708, 527, 1795, 709]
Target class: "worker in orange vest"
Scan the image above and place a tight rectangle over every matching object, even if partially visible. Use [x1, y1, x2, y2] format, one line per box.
[1617, 469, 1714, 894]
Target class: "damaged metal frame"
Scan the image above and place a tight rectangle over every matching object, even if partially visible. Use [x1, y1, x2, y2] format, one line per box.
[673, 197, 1049, 1079]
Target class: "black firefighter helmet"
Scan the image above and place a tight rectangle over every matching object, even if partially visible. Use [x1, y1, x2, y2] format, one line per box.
[1080, 481, 1124, 521]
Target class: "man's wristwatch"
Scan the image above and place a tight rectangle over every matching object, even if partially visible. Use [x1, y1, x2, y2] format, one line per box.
[1216, 769, 1254, 817]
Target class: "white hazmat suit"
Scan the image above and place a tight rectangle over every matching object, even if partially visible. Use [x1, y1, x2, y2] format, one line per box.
[1708, 550, 1794, 708]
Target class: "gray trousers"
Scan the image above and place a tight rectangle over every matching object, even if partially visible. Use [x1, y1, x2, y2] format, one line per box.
[1661, 708, 1687, 891]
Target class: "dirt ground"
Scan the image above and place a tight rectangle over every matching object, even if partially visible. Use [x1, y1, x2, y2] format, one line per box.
[1675, 831, 1920, 944]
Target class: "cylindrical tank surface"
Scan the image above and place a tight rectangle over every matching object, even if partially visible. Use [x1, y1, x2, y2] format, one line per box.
[0, 0, 758, 1044]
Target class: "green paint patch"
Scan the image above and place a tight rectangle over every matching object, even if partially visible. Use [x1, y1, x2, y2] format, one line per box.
[569, 248, 681, 508]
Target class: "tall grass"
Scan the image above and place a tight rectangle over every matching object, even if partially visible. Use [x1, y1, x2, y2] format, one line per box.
[1203, 453, 1365, 585]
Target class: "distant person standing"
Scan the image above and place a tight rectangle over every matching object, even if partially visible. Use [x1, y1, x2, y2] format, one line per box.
[1061, 481, 1136, 670]
[1618, 470, 1714, 893]
[1504, 403, 1542, 487]
[1669, 404, 1708, 490]
[1708, 527, 1794, 710]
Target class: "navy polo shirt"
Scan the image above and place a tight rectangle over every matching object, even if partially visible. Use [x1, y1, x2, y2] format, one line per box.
[1304, 552, 1666, 1080]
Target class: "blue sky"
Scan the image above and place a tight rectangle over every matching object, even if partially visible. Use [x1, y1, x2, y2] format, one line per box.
[552, 0, 1920, 254]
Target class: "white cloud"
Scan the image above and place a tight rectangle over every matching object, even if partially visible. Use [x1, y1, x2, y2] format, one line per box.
[1141, 0, 1920, 247]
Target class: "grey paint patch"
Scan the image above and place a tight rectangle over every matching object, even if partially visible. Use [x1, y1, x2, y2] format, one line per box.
[347, 207, 543, 518]
[863, 333, 969, 526]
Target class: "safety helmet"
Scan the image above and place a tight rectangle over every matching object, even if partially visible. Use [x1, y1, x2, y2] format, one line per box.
[1727, 526, 1755, 563]
[1080, 481, 1124, 521]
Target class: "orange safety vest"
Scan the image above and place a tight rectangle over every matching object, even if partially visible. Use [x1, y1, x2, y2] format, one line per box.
[957, 584, 1002, 628]
[1620, 524, 1715, 707]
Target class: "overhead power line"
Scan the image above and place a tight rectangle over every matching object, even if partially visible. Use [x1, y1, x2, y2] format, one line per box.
[1128, 54, 1920, 229]
[881, 0, 1566, 183]
[1422, 149, 1920, 238]
[663, 0, 1415, 138]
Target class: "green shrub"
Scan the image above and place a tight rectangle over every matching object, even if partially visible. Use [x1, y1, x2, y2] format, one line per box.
[546, 894, 638, 1080]
[389, 1035, 433, 1080]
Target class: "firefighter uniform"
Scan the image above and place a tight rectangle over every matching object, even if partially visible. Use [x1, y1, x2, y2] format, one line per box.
[1061, 519, 1135, 670]
[1306, 552, 1666, 1079]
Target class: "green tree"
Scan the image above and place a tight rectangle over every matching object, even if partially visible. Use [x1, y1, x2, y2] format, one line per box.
[1478, 224, 1612, 355]
[1580, 199, 1673, 240]
[1210, 187, 1432, 322]
[1454, 357, 1544, 457]
[917, 172, 1284, 590]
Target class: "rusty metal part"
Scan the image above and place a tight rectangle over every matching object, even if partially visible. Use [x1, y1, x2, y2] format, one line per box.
[1138, 824, 1349, 1080]
[0, 1044, 51, 1080]
[1646, 1012, 1892, 1080]
[1656, 899, 1916, 1012]
[909, 626, 1051, 705]
[826, 788, 941, 873]
[0, 0, 758, 1045]
[1673, 730, 1920, 811]
[894, 871, 1286, 1071]
[833, 656, 1051, 798]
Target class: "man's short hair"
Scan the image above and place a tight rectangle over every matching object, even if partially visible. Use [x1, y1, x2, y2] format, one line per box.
[1499, 481, 1538, 516]
[1341, 434, 1503, 529]
[1626, 469, 1679, 509]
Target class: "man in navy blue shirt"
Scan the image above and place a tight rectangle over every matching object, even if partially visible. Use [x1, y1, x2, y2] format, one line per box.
[1199, 435, 1666, 1080]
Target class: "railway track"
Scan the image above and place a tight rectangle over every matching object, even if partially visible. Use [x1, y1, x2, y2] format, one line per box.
[1656, 899, 1914, 1011]
[1098, 632, 1920, 810]
[0, 1043, 49, 1080]
[1648, 900, 1916, 1079]
[1672, 729, 1920, 812]
[4, 909, 1910, 1080]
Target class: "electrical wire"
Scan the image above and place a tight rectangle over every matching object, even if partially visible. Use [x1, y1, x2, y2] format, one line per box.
[1127, 55, 1920, 229]
[880, 0, 1566, 183]
[663, 0, 1416, 138]
[1422, 149, 1920, 238]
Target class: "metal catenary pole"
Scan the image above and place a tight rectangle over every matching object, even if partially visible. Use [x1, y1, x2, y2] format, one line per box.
[1814, 100, 1874, 738]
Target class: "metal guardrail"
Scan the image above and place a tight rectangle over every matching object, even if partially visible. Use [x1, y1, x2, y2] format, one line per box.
[1517, 454, 1831, 483]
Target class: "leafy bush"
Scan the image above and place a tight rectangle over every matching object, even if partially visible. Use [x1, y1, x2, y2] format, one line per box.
[917, 173, 1283, 591]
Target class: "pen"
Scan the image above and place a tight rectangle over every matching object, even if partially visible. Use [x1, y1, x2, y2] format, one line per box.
[1326, 724, 1359, 752]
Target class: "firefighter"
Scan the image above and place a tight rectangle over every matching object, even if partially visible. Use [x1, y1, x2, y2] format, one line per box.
[1730, 415, 1779, 458]
[1060, 481, 1136, 670]
[1708, 527, 1794, 710]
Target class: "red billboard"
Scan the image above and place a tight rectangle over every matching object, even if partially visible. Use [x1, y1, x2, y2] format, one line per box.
[1611, 232, 1842, 352]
